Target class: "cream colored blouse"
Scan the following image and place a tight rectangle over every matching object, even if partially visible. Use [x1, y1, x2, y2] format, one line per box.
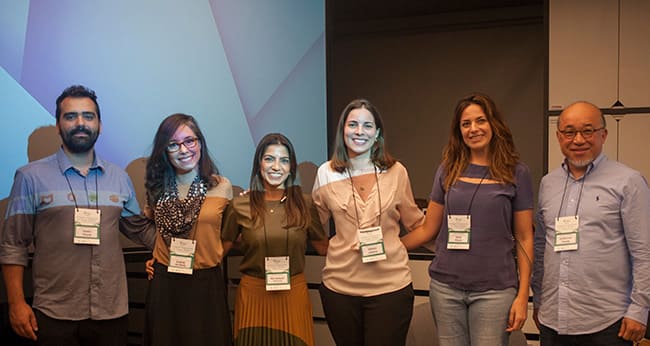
[312, 161, 424, 296]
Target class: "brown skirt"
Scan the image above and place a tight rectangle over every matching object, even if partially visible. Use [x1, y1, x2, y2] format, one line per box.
[234, 273, 314, 346]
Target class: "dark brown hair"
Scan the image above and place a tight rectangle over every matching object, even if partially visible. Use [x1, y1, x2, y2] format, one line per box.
[145, 113, 220, 206]
[442, 92, 519, 190]
[55, 85, 101, 122]
[330, 99, 396, 173]
[249, 133, 310, 228]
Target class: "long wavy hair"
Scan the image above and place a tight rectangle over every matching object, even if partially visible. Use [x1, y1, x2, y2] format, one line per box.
[330, 98, 396, 173]
[249, 133, 310, 228]
[145, 114, 220, 207]
[442, 92, 519, 190]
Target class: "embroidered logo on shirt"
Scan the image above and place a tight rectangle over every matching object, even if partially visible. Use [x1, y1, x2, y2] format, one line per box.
[39, 194, 53, 206]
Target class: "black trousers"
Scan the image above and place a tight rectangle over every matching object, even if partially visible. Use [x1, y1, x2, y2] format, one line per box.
[34, 309, 127, 346]
[539, 319, 633, 346]
[319, 283, 414, 346]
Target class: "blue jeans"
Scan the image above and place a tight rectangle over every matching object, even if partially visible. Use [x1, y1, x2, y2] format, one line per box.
[429, 278, 516, 346]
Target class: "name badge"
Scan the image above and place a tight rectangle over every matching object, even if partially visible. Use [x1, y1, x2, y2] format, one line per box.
[73, 208, 101, 245]
[168, 238, 196, 275]
[554, 216, 579, 251]
[265, 256, 291, 291]
[447, 215, 471, 250]
[358, 226, 386, 263]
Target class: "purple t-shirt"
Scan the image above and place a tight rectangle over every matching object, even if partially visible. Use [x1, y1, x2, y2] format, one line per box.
[428, 162, 533, 291]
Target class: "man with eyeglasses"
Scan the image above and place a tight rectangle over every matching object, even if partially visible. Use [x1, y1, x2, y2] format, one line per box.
[532, 101, 650, 345]
[0, 85, 156, 345]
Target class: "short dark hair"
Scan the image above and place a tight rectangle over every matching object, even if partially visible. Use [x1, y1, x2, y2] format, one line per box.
[55, 85, 101, 122]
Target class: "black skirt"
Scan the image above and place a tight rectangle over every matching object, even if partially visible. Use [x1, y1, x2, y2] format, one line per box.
[144, 262, 233, 346]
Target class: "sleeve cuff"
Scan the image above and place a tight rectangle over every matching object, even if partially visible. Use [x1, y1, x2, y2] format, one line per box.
[0, 245, 30, 267]
[625, 303, 649, 326]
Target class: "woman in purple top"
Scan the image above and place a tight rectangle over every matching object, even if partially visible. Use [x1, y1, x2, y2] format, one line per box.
[402, 92, 534, 345]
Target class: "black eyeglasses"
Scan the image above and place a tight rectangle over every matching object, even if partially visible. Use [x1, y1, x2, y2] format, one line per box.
[558, 127, 604, 140]
[166, 137, 199, 153]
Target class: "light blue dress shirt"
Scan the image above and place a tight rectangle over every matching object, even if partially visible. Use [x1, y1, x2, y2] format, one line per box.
[533, 154, 650, 334]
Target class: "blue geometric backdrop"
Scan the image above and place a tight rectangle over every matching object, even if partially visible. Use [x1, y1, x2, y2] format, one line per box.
[0, 0, 326, 197]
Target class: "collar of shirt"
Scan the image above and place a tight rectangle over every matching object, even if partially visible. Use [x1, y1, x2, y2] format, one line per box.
[560, 152, 606, 179]
[56, 147, 105, 175]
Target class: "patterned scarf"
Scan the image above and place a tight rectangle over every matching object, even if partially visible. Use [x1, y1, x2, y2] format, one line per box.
[154, 175, 207, 245]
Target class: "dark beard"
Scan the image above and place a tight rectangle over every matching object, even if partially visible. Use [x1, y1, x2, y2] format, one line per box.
[60, 126, 99, 153]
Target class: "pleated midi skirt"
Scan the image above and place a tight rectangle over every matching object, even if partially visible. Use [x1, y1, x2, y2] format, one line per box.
[234, 273, 314, 346]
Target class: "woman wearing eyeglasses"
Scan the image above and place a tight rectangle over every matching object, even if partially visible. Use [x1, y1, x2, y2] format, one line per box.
[142, 113, 232, 346]
[221, 133, 328, 346]
[402, 92, 534, 345]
